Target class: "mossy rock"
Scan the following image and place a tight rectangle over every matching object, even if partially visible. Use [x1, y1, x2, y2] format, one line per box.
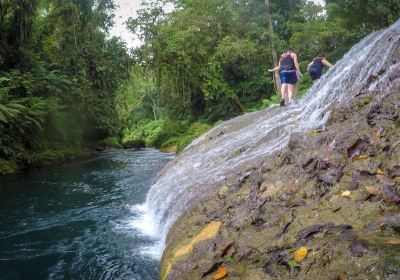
[122, 139, 145, 149]
[95, 137, 123, 150]
[358, 96, 373, 107]
[160, 145, 178, 153]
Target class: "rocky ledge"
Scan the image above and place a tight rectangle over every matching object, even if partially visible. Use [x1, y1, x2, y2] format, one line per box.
[160, 89, 400, 280]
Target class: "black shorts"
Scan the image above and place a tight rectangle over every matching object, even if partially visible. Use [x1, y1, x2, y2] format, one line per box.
[309, 68, 322, 81]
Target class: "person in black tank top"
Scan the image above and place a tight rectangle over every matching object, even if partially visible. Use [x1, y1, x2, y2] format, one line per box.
[307, 53, 333, 83]
[268, 48, 302, 106]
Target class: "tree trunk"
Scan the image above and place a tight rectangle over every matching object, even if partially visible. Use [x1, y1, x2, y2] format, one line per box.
[230, 98, 244, 114]
[265, 0, 281, 92]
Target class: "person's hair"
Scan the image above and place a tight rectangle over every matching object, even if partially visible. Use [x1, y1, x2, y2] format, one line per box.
[287, 47, 294, 52]
[319, 53, 326, 58]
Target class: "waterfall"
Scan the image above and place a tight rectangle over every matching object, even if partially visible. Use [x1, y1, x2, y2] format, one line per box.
[138, 20, 400, 257]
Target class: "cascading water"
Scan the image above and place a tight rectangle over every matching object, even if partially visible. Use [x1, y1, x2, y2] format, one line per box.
[136, 20, 400, 257]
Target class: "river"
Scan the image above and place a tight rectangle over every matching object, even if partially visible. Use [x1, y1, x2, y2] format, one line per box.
[0, 149, 173, 280]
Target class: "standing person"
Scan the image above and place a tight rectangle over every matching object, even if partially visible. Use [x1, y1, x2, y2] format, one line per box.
[307, 53, 333, 83]
[269, 48, 302, 106]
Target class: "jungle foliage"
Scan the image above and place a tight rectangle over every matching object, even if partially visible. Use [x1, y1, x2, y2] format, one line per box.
[0, 0, 130, 171]
[1, 0, 399, 172]
[121, 0, 399, 148]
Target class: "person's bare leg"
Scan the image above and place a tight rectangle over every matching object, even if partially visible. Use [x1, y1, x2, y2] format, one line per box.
[287, 84, 294, 103]
[280, 84, 286, 99]
[281, 83, 287, 104]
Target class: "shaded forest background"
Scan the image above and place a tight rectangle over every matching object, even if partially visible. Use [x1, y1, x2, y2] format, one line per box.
[0, 0, 399, 173]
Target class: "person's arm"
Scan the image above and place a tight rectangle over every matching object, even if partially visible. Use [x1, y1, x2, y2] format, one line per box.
[307, 61, 313, 71]
[322, 58, 333, 68]
[268, 61, 281, 72]
[292, 53, 302, 77]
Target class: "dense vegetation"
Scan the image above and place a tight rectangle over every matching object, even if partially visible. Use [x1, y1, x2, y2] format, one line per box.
[121, 0, 400, 150]
[0, 0, 130, 173]
[1, 0, 399, 173]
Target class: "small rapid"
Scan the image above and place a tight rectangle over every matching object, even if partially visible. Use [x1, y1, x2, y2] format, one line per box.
[141, 20, 400, 256]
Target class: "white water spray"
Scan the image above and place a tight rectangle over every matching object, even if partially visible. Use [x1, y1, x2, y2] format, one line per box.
[139, 21, 400, 257]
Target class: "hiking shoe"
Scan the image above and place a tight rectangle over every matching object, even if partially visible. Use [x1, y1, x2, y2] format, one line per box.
[280, 99, 285, 106]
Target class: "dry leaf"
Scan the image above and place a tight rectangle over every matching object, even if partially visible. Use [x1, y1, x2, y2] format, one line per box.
[213, 267, 227, 280]
[386, 239, 400, 245]
[294, 247, 308, 263]
[352, 155, 368, 160]
[341, 191, 351, 197]
[365, 186, 381, 196]
[377, 168, 384, 175]
[393, 140, 400, 150]
[377, 174, 395, 185]
[373, 129, 381, 144]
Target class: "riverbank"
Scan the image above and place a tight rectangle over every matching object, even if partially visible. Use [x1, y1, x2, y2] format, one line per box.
[121, 120, 212, 153]
[0, 127, 202, 176]
[160, 89, 400, 279]
[0, 146, 93, 175]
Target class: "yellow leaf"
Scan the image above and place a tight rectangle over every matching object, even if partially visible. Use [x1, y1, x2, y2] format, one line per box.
[341, 191, 351, 197]
[352, 155, 368, 160]
[213, 267, 227, 280]
[294, 247, 308, 263]
[377, 168, 384, 175]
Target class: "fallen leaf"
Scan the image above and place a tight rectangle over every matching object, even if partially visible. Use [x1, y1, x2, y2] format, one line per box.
[341, 191, 351, 197]
[352, 155, 368, 160]
[365, 186, 381, 196]
[377, 174, 396, 186]
[386, 239, 400, 245]
[389, 166, 400, 178]
[212, 267, 227, 280]
[294, 246, 308, 263]
[393, 140, 400, 150]
[377, 168, 384, 175]
[336, 273, 349, 280]
[373, 129, 381, 144]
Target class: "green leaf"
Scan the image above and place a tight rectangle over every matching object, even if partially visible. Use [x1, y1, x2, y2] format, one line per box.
[287, 259, 301, 268]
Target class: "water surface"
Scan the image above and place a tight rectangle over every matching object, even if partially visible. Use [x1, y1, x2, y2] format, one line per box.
[0, 149, 173, 280]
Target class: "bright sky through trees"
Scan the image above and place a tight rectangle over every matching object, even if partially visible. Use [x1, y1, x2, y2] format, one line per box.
[109, 0, 326, 49]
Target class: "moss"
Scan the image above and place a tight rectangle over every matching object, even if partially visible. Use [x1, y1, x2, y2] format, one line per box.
[358, 97, 373, 108]
[160, 145, 178, 153]
[306, 130, 319, 138]
[160, 122, 211, 151]
[0, 159, 18, 175]
[95, 137, 123, 149]
[122, 139, 145, 149]
[1, 146, 91, 176]
[23, 146, 91, 166]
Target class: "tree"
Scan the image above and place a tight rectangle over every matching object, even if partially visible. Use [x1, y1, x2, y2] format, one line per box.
[326, 0, 400, 35]
[0, 0, 131, 162]
[265, 0, 281, 92]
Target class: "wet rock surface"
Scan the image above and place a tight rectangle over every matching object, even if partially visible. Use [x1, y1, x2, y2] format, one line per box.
[161, 90, 400, 280]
